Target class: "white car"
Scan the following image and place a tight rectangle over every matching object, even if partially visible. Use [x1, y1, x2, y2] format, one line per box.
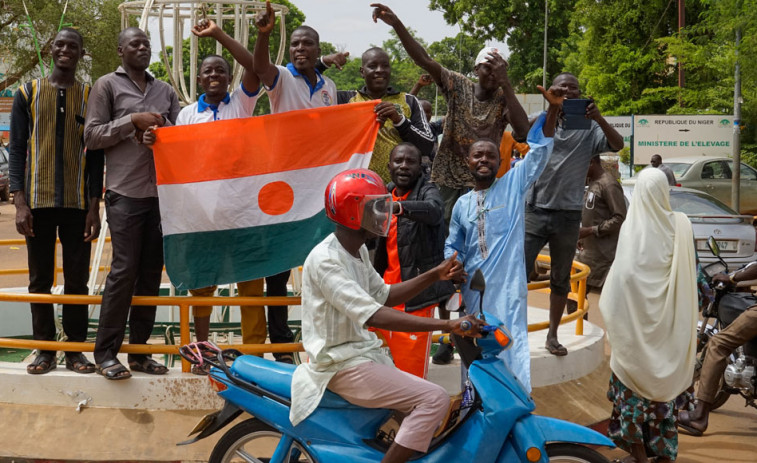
[623, 185, 757, 267]
[624, 156, 757, 215]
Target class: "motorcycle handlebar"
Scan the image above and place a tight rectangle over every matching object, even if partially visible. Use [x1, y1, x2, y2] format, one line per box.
[459, 320, 498, 335]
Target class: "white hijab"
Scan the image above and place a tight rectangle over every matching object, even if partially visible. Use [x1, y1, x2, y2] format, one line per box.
[599, 168, 697, 402]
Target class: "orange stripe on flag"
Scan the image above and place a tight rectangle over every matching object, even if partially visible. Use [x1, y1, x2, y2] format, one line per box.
[152, 101, 380, 185]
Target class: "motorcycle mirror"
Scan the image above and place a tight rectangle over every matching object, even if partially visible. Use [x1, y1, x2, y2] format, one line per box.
[707, 236, 720, 257]
[470, 269, 486, 319]
[470, 269, 486, 293]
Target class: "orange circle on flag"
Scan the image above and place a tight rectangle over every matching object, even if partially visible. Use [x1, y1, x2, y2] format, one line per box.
[258, 181, 295, 216]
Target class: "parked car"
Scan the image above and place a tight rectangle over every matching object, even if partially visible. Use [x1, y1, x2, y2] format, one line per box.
[0, 145, 10, 201]
[622, 185, 757, 267]
[624, 156, 757, 215]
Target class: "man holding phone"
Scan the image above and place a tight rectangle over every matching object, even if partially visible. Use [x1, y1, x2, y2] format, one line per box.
[524, 72, 623, 357]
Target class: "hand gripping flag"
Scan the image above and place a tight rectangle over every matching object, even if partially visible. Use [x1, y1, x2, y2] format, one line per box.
[152, 101, 380, 290]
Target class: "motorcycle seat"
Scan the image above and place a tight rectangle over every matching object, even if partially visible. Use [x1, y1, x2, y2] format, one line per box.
[230, 355, 358, 409]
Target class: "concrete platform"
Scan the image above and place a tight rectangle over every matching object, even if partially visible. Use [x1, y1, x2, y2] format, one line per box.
[0, 306, 603, 409]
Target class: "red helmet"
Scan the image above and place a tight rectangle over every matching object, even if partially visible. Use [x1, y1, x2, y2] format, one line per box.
[324, 169, 392, 236]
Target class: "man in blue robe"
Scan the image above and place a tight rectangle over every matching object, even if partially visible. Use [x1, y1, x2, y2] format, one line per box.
[444, 86, 563, 391]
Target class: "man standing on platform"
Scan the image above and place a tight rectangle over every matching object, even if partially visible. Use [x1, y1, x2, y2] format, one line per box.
[85, 27, 180, 380]
[445, 86, 563, 391]
[9, 28, 104, 375]
[523, 72, 623, 357]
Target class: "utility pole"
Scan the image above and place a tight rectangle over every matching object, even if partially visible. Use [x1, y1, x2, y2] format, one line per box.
[731, 26, 742, 212]
[678, 0, 685, 103]
[542, 0, 548, 110]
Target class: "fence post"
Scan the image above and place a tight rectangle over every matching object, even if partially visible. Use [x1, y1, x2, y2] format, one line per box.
[179, 301, 191, 372]
[575, 278, 586, 335]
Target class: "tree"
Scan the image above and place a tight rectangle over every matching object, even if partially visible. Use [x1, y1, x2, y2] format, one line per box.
[0, 0, 124, 92]
[656, 0, 757, 148]
[428, 0, 576, 92]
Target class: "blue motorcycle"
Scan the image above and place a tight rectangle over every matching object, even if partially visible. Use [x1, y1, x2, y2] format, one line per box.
[179, 271, 614, 463]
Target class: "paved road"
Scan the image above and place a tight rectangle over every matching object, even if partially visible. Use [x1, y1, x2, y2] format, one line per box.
[1, 198, 755, 462]
[583, 291, 757, 462]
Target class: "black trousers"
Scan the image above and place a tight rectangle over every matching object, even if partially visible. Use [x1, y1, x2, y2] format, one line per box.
[265, 270, 294, 344]
[26, 208, 91, 356]
[93, 192, 163, 365]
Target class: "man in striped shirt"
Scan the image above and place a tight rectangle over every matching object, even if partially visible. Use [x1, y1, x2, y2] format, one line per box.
[9, 28, 104, 375]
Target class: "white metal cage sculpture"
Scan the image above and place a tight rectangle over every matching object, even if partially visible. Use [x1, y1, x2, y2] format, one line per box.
[119, 1, 289, 105]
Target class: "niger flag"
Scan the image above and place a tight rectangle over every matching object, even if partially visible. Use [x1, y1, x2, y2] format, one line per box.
[152, 101, 380, 290]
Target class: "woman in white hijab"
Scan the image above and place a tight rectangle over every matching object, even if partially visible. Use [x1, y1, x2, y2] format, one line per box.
[599, 167, 697, 463]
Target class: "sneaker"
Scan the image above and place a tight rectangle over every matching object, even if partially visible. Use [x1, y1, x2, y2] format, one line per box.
[432, 343, 454, 365]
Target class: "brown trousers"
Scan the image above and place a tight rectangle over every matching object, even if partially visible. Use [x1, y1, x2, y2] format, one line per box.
[698, 304, 757, 403]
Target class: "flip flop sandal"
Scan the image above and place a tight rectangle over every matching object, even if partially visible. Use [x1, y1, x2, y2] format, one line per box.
[191, 363, 210, 375]
[27, 352, 57, 375]
[545, 340, 568, 356]
[129, 357, 169, 375]
[96, 359, 132, 380]
[65, 353, 96, 374]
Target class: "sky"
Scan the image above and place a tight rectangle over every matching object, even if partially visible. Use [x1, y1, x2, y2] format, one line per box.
[147, 1, 507, 65]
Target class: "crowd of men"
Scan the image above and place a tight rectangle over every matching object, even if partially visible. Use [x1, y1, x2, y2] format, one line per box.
[8, 1, 621, 381]
[13, 2, 729, 462]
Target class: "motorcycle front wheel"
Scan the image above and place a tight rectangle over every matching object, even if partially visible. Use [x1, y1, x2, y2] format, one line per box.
[209, 418, 315, 463]
[547, 443, 611, 463]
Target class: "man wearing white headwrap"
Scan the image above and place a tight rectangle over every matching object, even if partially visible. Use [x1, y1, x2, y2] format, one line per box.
[600, 167, 697, 462]
[371, 4, 530, 225]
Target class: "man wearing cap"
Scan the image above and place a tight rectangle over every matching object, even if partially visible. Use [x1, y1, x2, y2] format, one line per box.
[371, 4, 530, 224]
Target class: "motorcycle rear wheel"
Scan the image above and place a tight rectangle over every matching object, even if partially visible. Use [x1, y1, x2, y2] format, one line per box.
[547, 443, 611, 463]
[209, 418, 314, 463]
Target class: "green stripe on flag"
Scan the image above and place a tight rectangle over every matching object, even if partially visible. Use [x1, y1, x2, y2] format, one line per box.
[163, 212, 335, 290]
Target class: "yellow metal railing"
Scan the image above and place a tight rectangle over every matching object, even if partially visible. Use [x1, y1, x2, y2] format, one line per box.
[0, 238, 590, 372]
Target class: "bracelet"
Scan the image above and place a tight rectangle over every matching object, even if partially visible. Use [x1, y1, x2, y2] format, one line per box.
[729, 272, 737, 284]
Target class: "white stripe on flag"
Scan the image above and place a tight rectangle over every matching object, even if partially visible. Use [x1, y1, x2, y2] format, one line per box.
[158, 153, 371, 236]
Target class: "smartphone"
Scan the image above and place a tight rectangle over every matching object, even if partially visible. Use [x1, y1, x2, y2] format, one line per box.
[562, 98, 592, 130]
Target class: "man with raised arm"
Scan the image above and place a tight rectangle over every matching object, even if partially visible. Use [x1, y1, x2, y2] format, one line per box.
[253, 0, 337, 113]
[523, 72, 623, 357]
[371, 3, 530, 224]
[143, 19, 276, 368]
[445, 86, 564, 392]
[249, 1, 341, 362]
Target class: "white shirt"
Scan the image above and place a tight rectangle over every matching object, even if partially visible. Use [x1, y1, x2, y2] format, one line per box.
[266, 63, 337, 114]
[290, 233, 392, 425]
[175, 83, 260, 126]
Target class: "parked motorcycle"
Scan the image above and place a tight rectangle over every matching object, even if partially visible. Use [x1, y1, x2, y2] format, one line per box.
[695, 237, 757, 410]
[178, 270, 615, 463]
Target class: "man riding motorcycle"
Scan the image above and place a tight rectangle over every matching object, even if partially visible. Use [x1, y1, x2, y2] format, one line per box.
[679, 260, 757, 435]
[293, 168, 483, 463]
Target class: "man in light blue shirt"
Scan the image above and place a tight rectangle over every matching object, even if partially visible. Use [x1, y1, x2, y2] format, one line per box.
[445, 87, 563, 391]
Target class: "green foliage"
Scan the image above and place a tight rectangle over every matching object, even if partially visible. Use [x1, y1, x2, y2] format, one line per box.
[618, 146, 631, 165]
[428, 0, 576, 93]
[1, 0, 125, 90]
